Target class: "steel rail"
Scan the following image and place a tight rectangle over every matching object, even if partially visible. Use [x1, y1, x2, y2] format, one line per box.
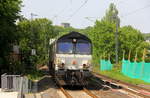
[54, 77, 72, 98]
[94, 72, 150, 91]
[60, 86, 72, 98]
[83, 87, 99, 98]
[93, 72, 150, 98]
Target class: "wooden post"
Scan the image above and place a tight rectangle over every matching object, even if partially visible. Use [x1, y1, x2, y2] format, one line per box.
[123, 50, 125, 60]
[141, 48, 146, 78]
[108, 54, 111, 61]
[104, 52, 105, 60]
[100, 55, 102, 60]
[134, 50, 138, 62]
[128, 50, 131, 61]
[133, 50, 138, 76]
[142, 48, 146, 62]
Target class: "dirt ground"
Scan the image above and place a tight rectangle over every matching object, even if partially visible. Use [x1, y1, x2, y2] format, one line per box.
[24, 75, 141, 98]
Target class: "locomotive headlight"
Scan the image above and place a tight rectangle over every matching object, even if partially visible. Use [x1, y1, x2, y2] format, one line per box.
[56, 58, 65, 68]
[61, 59, 65, 64]
[82, 60, 88, 65]
[59, 59, 65, 68]
[82, 60, 90, 68]
[87, 60, 91, 65]
[55, 58, 61, 64]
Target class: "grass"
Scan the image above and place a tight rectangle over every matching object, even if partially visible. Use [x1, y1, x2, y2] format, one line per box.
[93, 65, 150, 85]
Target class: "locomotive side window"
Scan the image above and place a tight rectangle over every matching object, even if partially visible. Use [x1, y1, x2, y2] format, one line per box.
[75, 43, 91, 54]
[58, 42, 73, 53]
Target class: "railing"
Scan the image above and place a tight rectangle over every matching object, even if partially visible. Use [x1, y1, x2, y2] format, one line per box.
[1, 73, 31, 93]
[1, 73, 21, 92]
[1, 73, 51, 98]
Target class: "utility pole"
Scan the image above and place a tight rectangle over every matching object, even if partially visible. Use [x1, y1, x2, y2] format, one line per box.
[30, 13, 38, 55]
[115, 17, 119, 65]
[31, 13, 38, 20]
[112, 9, 119, 66]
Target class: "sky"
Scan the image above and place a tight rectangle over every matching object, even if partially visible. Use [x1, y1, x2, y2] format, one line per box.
[21, 0, 150, 33]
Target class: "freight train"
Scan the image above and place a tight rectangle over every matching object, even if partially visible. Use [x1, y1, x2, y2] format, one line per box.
[48, 31, 92, 85]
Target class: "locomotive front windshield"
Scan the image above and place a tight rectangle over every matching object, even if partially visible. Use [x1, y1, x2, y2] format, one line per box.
[75, 43, 91, 54]
[57, 42, 91, 54]
[58, 42, 73, 53]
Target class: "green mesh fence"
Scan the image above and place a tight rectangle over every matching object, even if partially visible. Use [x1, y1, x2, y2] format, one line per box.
[122, 60, 150, 83]
[100, 59, 113, 71]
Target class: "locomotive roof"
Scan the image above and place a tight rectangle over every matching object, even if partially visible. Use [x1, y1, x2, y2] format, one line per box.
[57, 31, 91, 43]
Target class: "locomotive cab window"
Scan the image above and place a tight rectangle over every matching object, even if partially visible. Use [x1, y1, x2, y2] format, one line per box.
[57, 42, 73, 53]
[75, 42, 91, 54]
[57, 41, 91, 54]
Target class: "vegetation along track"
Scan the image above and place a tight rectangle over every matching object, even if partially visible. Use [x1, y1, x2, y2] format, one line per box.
[93, 72, 150, 98]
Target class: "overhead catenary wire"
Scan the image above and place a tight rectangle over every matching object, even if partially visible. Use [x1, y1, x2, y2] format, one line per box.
[121, 4, 150, 18]
[70, 0, 72, 4]
[51, 0, 73, 22]
[85, 16, 101, 22]
[84, 0, 123, 23]
[116, 0, 126, 5]
[66, 0, 89, 21]
[52, 4, 68, 20]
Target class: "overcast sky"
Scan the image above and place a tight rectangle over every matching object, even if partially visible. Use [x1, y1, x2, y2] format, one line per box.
[21, 0, 150, 33]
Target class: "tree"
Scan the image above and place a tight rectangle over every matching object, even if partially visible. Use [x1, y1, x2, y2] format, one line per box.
[85, 3, 149, 65]
[87, 21, 116, 64]
[0, 0, 22, 74]
[17, 18, 56, 73]
[143, 33, 150, 40]
[119, 26, 149, 61]
[102, 3, 120, 26]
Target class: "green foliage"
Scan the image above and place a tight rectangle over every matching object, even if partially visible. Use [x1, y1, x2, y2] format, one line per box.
[93, 65, 150, 84]
[53, 25, 81, 36]
[91, 3, 150, 84]
[119, 26, 144, 61]
[86, 21, 116, 64]
[100, 70, 150, 85]
[88, 21, 148, 64]
[84, 3, 149, 65]
[0, 0, 22, 74]
[9, 60, 24, 74]
[102, 3, 120, 26]
[26, 70, 44, 80]
[143, 33, 150, 40]
[17, 18, 55, 72]
[16, 19, 82, 74]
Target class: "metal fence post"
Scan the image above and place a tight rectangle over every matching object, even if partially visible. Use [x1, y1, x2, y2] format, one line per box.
[1, 73, 7, 91]
[17, 77, 23, 98]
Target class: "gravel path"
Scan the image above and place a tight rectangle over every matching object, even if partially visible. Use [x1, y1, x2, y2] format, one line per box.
[24, 75, 143, 98]
[0, 89, 18, 98]
[67, 90, 92, 98]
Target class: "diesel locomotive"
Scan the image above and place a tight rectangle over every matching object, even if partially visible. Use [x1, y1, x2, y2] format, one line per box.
[48, 31, 92, 85]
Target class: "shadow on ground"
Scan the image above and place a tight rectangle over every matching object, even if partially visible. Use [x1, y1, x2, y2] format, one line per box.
[61, 75, 123, 91]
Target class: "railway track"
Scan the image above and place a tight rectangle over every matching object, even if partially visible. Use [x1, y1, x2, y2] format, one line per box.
[59, 86, 99, 98]
[25, 73, 150, 98]
[93, 72, 150, 98]
[83, 87, 99, 98]
[55, 77, 99, 98]
[60, 86, 72, 98]
[60, 86, 99, 98]
[55, 78, 73, 98]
